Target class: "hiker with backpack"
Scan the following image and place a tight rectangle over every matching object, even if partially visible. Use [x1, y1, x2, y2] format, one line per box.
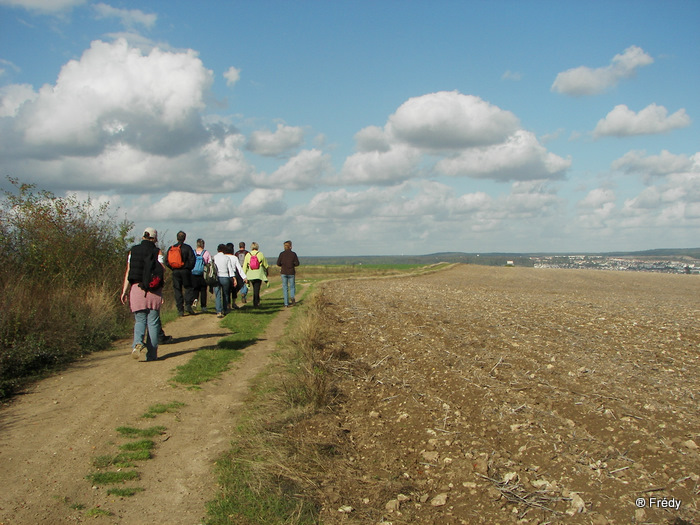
[213, 243, 238, 318]
[234, 242, 249, 303]
[121, 227, 165, 362]
[277, 240, 300, 307]
[165, 231, 196, 316]
[191, 238, 212, 312]
[243, 242, 269, 308]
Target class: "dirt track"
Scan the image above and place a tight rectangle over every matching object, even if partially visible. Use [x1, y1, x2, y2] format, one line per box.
[292, 265, 699, 524]
[0, 301, 293, 525]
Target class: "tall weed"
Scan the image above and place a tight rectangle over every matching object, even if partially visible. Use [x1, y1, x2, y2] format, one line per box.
[0, 178, 134, 398]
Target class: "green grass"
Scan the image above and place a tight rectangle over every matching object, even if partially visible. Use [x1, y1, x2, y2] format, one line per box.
[141, 401, 185, 418]
[116, 425, 166, 437]
[92, 450, 152, 468]
[207, 453, 319, 525]
[86, 470, 139, 484]
[170, 290, 286, 386]
[119, 439, 156, 452]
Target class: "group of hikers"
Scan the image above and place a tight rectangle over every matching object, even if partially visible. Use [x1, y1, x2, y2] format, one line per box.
[120, 228, 300, 362]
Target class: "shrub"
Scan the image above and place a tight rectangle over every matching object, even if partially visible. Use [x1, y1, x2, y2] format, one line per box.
[0, 177, 135, 398]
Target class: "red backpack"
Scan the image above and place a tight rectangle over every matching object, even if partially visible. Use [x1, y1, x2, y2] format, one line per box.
[167, 244, 185, 269]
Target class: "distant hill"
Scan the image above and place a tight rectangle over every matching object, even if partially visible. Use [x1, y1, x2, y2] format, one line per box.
[303, 248, 700, 267]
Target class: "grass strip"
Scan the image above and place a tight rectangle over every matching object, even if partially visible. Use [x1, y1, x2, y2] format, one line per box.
[119, 439, 156, 452]
[171, 290, 285, 386]
[116, 425, 165, 437]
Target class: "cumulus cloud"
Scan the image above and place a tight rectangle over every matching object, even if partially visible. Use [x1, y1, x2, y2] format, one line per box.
[387, 91, 520, 150]
[5, 38, 213, 158]
[335, 144, 423, 185]
[255, 149, 331, 190]
[93, 3, 156, 30]
[0, 0, 86, 13]
[612, 149, 696, 178]
[593, 104, 691, 137]
[0, 83, 36, 117]
[436, 130, 571, 181]
[552, 45, 653, 96]
[239, 188, 287, 216]
[223, 66, 241, 87]
[247, 123, 304, 156]
[337, 92, 567, 185]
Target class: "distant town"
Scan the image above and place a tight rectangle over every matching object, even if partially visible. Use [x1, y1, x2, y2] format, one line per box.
[530, 255, 699, 274]
[305, 249, 700, 275]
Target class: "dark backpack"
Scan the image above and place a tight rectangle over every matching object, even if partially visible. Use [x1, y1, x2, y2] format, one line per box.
[203, 260, 218, 286]
[139, 245, 164, 294]
[167, 244, 185, 269]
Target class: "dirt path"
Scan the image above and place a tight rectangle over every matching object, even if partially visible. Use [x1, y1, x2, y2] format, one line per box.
[0, 296, 295, 525]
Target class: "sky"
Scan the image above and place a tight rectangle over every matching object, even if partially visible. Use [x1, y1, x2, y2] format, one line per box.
[0, 0, 698, 256]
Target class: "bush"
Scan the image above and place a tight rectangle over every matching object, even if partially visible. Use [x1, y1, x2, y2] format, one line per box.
[0, 177, 134, 398]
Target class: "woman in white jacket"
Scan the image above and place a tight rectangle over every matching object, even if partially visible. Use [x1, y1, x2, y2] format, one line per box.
[213, 243, 237, 318]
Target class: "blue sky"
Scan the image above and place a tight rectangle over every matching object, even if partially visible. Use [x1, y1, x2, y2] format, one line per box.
[1, 0, 698, 256]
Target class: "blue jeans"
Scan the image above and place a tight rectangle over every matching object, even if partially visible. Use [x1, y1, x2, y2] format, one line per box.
[281, 274, 296, 306]
[215, 276, 232, 313]
[133, 309, 160, 361]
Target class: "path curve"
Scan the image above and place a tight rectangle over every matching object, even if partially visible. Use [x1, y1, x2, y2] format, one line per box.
[0, 295, 297, 525]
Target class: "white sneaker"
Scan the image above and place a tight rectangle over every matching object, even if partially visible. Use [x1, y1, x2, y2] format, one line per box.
[131, 343, 144, 360]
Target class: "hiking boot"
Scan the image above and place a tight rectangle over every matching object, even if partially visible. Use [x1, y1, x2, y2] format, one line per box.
[131, 343, 145, 360]
[216, 312, 224, 318]
[186, 306, 196, 315]
[159, 335, 173, 344]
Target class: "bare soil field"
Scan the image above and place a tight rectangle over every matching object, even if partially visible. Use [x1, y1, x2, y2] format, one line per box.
[290, 264, 699, 524]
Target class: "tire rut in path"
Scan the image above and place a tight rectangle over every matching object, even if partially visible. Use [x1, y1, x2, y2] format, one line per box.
[0, 301, 295, 525]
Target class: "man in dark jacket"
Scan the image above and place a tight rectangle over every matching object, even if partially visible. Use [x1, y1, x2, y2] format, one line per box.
[276, 240, 300, 307]
[165, 230, 196, 315]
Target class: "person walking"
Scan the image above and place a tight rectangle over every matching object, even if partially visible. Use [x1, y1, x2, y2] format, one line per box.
[213, 243, 237, 318]
[277, 240, 300, 307]
[121, 227, 164, 362]
[165, 231, 196, 316]
[191, 238, 211, 312]
[243, 242, 268, 308]
[235, 242, 249, 303]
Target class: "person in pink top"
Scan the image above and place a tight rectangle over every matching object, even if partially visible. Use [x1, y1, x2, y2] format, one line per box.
[120, 227, 164, 362]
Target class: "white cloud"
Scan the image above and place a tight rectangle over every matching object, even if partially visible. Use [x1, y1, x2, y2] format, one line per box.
[239, 188, 287, 215]
[255, 149, 331, 190]
[593, 104, 691, 137]
[612, 149, 696, 177]
[7, 38, 213, 157]
[335, 144, 423, 185]
[224, 66, 241, 87]
[436, 130, 571, 181]
[502, 70, 522, 81]
[93, 3, 156, 30]
[247, 123, 304, 156]
[0, 83, 36, 117]
[387, 91, 520, 150]
[0, 0, 86, 13]
[552, 45, 653, 96]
